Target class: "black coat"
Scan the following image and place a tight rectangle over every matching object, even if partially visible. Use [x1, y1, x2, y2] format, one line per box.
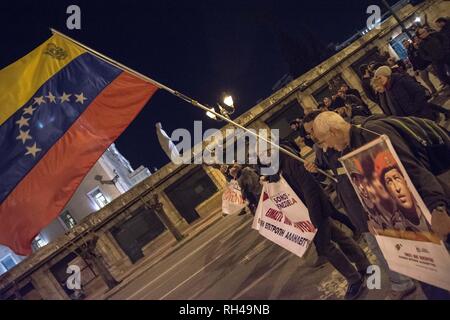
[378, 73, 434, 119]
[346, 88, 362, 99]
[314, 146, 369, 233]
[347, 116, 450, 212]
[406, 45, 430, 71]
[361, 76, 378, 104]
[418, 32, 450, 63]
[277, 145, 340, 228]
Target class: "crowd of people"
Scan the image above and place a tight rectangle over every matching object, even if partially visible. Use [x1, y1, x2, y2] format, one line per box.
[218, 17, 450, 300]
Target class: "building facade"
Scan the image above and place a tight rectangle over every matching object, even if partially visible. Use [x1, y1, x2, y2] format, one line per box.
[0, 0, 447, 300]
[0, 144, 151, 276]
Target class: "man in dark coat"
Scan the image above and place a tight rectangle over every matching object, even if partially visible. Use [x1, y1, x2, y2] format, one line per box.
[417, 27, 450, 86]
[435, 17, 450, 48]
[313, 111, 450, 299]
[403, 38, 439, 96]
[269, 140, 371, 300]
[358, 64, 378, 104]
[229, 164, 262, 215]
[373, 66, 449, 120]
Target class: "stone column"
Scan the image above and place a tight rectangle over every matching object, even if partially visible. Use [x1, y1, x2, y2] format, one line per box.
[144, 194, 185, 242]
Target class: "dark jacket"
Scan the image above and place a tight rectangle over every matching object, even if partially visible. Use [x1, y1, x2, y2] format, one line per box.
[406, 45, 430, 71]
[378, 73, 434, 120]
[347, 115, 450, 213]
[236, 166, 262, 207]
[313, 146, 369, 233]
[329, 96, 345, 111]
[361, 76, 378, 104]
[418, 32, 450, 63]
[346, 88, 362, 99]
[276, 145, 340, 228]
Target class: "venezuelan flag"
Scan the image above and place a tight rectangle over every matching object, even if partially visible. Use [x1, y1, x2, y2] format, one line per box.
[0, 34, 158, 255]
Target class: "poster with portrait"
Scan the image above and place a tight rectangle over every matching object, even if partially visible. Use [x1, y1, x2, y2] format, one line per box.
[340, 135, 450, 291]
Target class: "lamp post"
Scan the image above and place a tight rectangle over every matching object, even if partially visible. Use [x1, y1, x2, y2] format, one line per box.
[205, 95, 235, 121]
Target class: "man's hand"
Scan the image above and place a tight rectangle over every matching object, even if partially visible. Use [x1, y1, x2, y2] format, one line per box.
[304, 161, 318, 173]
[431, 207, 450, 239]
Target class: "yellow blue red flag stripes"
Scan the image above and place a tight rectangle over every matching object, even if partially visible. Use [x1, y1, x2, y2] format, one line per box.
[0, 34, 158, 255]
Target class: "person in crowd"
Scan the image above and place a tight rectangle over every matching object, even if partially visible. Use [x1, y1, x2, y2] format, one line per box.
[303, 110, 418, 299]
[313, 111, 450, 299]
[404, 38, 440, 96]
[265, 139, 371, 300]
[372, 66, 449, 120]
[339, 83, 362, 100]
[358, 64, 378, 104]
[289, 118, 314, 149]
[417, 26, 450, 86]
[435, 17, 450, 42]
[229, 164, 262, 215]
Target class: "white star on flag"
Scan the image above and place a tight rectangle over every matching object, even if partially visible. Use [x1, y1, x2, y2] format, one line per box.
[46, 92, 57, 103]
[16, 116, 30, 128]
[23, 105, 37, 116]
[25, 143, 42, 158]
[75, 93, 88, 104]
[33, 96, 46, 106]
[59, 92, 72, 103]
[16, 130, 32, 144]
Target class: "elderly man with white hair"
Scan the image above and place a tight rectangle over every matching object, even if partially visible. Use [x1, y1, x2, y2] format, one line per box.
[313, 111, 450, 299]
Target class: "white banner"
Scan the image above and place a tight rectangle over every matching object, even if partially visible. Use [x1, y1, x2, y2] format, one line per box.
[340, 135, 450, 290]
[252, 177, 316, 258]
[222, 179, 247, 215]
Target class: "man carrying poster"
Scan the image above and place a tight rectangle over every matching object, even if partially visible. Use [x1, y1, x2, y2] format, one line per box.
[254, 140, 371, 300]
[313, 112, 450, 299]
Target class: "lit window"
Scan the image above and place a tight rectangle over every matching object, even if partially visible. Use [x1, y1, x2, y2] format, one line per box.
[59, 210, 77, 230]
[1, 255, 17, 271]
[88, 187, 109, 209]
[32, 234, 48, 250]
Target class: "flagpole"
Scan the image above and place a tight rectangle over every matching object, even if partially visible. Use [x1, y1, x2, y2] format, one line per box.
[50, 28, 337, 182]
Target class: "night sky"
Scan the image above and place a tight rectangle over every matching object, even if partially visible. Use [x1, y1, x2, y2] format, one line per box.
[0, 0, 398, 171]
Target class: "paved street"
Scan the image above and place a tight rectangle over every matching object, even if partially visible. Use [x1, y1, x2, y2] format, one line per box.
[107, 213, 427, 300]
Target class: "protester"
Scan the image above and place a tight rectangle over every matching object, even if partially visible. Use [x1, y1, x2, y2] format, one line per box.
[435, 17, 450, 42]
[266, 140, 371, 300]
[313, 111, 450, 299]
[404, 38, 439, 96]
[339, 83, 362, 100]
[358, 64, 378, 104]
[417, 26, 450, 86]
[372, 66, 449, 120]
[229, 164, 262, 215]
[303, 110, 418, 299]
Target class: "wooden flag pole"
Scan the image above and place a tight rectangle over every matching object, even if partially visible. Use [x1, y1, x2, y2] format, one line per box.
[50, 28, 337, 182]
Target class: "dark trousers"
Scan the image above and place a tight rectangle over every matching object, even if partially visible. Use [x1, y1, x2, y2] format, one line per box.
[314, 218, 371, 284]
[330, 210, 358, 235]
[432, 60, 450, 85]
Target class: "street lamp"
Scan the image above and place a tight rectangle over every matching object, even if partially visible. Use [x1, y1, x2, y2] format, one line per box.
[206, 107, 219, 120]
[205, 94, 236, 121]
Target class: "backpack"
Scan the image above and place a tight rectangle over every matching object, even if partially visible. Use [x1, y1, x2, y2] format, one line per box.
[364, 115, 450, 175]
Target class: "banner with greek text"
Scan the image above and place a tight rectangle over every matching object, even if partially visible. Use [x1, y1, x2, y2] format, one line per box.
[252, 177, 316, 258]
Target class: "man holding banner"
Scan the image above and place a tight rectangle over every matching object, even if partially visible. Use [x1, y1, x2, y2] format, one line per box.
[259, 140, 371, 300]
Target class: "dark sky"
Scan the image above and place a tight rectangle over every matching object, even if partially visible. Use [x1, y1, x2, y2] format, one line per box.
[0, 0, 398, 171]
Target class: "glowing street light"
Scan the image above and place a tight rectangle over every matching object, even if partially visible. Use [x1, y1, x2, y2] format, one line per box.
[223, 95, 234, 108]
[414, 16, 421, 23]
[206, 107, 218, 120]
